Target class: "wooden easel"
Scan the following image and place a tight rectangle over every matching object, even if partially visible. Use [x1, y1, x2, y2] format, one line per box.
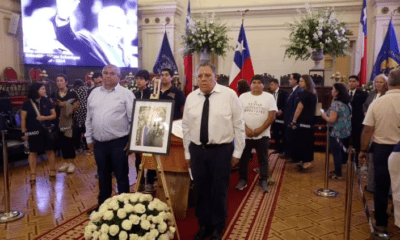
[134, 78, 180, 240]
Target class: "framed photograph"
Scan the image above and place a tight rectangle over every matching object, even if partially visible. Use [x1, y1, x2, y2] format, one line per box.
[129, 99, 175, 155]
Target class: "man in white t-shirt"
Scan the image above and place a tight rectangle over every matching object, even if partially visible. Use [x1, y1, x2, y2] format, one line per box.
[236, 75, 277, 193]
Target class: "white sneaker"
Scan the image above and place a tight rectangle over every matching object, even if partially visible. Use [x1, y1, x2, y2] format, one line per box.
[67, 163, 75, 174]
[58, 163, 69, 172]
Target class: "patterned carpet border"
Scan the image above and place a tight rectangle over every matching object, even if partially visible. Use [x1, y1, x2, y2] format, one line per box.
[223, 154, 286, 240]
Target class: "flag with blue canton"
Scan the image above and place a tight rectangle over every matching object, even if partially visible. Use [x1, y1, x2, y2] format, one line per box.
[153, 32, 178, 74]
[229, 23, 254, 92]
[370, 19, 400, 81]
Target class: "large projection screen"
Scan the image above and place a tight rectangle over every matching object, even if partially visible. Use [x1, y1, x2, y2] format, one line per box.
[21, 0, 138, 68]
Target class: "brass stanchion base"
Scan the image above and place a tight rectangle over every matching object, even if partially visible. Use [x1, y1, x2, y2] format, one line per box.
[370, 232, 390, 240]
[315, 188, 339, 197]
[0, 210, 24, 223]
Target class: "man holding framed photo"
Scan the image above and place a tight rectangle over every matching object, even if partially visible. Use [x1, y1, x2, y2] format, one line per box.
[85, 64, 135, 213]
[182, 62, 245, 240]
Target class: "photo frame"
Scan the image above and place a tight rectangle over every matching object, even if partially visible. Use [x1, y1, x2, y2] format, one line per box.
[129, 99, 175, 155]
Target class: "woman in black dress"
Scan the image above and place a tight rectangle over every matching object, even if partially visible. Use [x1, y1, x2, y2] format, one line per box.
[52, 74, 79, 173]
[290, 75, 317, 171]
[21, 83, 57, 183]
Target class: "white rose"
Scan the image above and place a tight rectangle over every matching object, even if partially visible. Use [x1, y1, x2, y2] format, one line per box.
[93, 231, 101, 240]
[140, 214, 147, 220]
[103, 210, 114, 221]
[152, 215, 163, 224]
[110, 199, 118, 207]
[158, 222, 167, 233]
[90, 224, 98, 232]
[90, 212, 101, 222]
[169, 226, 176, 233]
[133, 204, 146, 214]
[140, 219, 151, 230]
[117, 209, 127, 219]
[99, 204, 109, 213]
[124, 204, 135, 213]
[147, 215, 153, 222]
[147, 202, 155, 211]
[139, 194, 153, 202]
[104, 198, 112, 205]
[112, 204, 119, 211]
[129, 215, 140, 224]
[159, 234, 169, 240]
[129, 234, 140, 240]
[84, 229, 92, 239]
[109, 225, 120, 236]
[100, 224, 109, 234]
[100, 233, 109, 240]
[119, 231, 128, 240]
[122, 220, 133, 231]
[150, 229, 159, 238]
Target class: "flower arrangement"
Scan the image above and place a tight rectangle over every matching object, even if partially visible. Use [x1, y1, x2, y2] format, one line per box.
[181, 12, 233, 56]
[84, 193, 176, 240]
[284, 4, 351, 61]
[362, 81, 374, 92]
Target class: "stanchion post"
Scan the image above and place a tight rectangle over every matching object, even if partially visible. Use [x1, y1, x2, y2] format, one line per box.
[343, 148, 355, 240]
[0, 130, 24, 222]
[315, 124, 338, 197]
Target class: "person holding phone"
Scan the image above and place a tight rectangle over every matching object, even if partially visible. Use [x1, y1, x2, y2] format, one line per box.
[321, 83, 352, 179]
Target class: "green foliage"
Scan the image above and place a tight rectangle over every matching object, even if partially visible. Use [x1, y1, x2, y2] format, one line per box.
[181, 12, 234, 57]
[284, 6, 351, 61]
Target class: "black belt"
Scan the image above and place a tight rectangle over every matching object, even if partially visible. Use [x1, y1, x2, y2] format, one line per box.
[192, 142, 232, 149]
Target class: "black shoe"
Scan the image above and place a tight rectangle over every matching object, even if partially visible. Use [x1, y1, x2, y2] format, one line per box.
[210, 228, 224, 240]
[87, 206, 99, 215]
[194, 225, 212, 240]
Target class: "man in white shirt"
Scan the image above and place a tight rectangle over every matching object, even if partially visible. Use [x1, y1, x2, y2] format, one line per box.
[85, 64, 135, 213]
[236, 75, 277, 193]
[360, 68, 400, 234]
[182, 62, 245, 240]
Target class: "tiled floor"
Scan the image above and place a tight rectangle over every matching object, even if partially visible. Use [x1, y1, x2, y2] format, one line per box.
[0, 152, 398, 239]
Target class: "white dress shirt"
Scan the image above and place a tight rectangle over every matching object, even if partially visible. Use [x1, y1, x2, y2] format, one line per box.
[85, 84, 135, 143]
[182, 83, 245, 159]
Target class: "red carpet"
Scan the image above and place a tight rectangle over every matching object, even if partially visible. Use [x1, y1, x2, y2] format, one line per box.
[34, 153, 285, 240]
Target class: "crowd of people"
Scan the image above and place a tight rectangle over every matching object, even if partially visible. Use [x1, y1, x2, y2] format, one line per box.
[20, 63, 400, 239]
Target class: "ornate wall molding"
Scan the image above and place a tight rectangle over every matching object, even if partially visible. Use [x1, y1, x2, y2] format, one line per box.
[192, 0, 361, 17]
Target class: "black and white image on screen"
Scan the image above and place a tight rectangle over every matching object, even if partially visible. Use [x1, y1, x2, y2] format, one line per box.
[22, 0, 138, 67]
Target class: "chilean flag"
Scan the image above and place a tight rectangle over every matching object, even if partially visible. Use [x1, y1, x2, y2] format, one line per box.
[229, 24, 254, 92]
[353, 0, 367, 85]
[184, 0, 193, 97]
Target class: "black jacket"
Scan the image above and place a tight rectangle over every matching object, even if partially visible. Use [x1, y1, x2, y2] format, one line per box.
[283, 86, 303, 124]
[134, 88, 151, 100]
[274, 89, 289, 120]
[350, 88, 368, 131]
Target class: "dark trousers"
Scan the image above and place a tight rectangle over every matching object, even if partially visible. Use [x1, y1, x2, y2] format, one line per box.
[58, 132, 76, 159]
[72, 125, 87, 150]
[94, 136, 130, 205]
[239, 137, 269, 182]
[134, 153, 156, 185]
[330, 136, 349, 177]
[285, 126, 294, 158]
[373, 142, 396, 227]
[271, 122, 285, 153]
[189, 142, 234, 229]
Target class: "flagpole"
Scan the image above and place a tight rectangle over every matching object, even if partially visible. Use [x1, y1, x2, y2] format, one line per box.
[237, 9, 249, 24]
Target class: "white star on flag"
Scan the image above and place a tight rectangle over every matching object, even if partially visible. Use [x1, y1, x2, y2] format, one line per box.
[235, 40, 246, 53]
